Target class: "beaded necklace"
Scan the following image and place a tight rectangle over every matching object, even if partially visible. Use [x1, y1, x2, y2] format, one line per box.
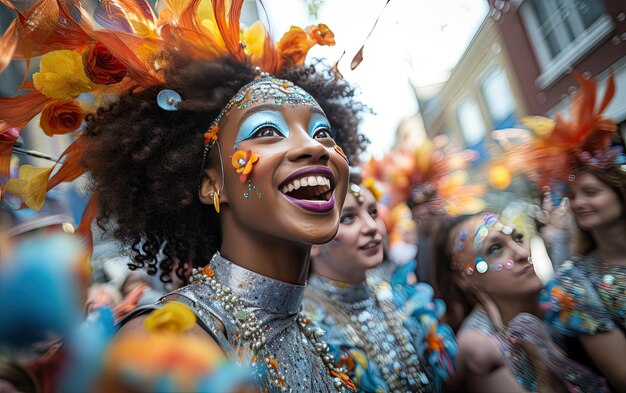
[306, 276, 432, 392]
[190, 265, 355, 392]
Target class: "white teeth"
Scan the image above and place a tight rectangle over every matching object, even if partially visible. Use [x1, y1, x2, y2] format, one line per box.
[280, 175, 332, 194]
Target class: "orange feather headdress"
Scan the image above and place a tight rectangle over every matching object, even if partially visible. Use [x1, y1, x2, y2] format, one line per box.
[0, 0, 335, 245]
[364, 137, 486, 218]
[502, 72, 619, 187]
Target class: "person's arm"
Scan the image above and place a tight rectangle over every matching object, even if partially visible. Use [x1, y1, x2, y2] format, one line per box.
[541, 197, 572, 271]
[446, 330, 526, 393]
[580, 330, 626, 393]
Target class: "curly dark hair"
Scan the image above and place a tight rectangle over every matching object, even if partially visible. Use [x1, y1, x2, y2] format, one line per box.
[81, 53, 368, 283]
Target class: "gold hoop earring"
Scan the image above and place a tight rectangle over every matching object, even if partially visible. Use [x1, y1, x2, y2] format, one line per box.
[211, 190, 220, 213]
[214, 190, 220, 213]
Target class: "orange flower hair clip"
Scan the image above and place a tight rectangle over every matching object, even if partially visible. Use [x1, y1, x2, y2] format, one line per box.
[232, 150, 259, 183]
[204, 125, 219, 145]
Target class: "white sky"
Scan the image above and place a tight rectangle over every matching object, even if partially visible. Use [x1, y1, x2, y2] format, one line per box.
[261, 0, 488, 156]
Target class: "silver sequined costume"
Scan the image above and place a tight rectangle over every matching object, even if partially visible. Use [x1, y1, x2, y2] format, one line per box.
[459, 308, 609, 392]
[124, 253, 347, 392]
[302, 275, 434, 393]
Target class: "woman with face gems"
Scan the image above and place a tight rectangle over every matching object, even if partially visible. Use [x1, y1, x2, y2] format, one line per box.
[431, 212, 609, 393]
[504, 75, 626, 392]
[543, 167, 626, 392]
[303, 173, 457, 392]
[0, 1, 366, 391]
[497, 73, 626, 392]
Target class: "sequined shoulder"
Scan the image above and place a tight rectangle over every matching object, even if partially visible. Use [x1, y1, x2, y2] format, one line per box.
[167, 283, 238, 352]
[540, 259, 617, 336]
[459, 308, 495, 337]
[117, 283, 235, 356]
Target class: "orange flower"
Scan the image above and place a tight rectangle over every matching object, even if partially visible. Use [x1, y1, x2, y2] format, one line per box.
[551, 286, 575, 323]
[231, 150, 259, 183]
[39, 100, 85, 136]
[425, 325, 444, 353]
[82, 42, 128, 85]
[330, 370, 356, 391]
[203, 125, 219, 144]
[337, 352, 355, 372]
[268, 357, 279, 369]
[277, 27, 310, 68]
[306, 24, 335, 45]
[202, 266, 215, 277]
[277, 24, 335, 68]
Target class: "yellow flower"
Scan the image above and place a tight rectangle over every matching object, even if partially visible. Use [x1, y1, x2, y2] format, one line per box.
[521, 116, 555, 139]
[33, 50, 94, 100]
[241, 21, 266, 61]
[487, 164, 511, 190]
[5, 165, 53, 211]
[362, 177, 382, 202]
[103, 333, 224, 391]
[144, 302, 196, 334]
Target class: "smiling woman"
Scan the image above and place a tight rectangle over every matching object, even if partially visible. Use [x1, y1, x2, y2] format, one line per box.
[0, 0, 368, 391]
[302, 172, 458, 392]
[91, 58, 364, 391]
[541, 166, 626, 392]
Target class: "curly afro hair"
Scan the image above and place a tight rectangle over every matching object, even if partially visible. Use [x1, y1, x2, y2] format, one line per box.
[81, 52, 368, 283]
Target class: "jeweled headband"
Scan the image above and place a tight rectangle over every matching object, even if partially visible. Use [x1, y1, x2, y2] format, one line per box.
[200, 73, 320, 169]
[348, 183, 365, 205]
[451, 213, 530, 275]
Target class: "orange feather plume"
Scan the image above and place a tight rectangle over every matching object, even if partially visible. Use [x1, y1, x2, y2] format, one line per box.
[1, 0, 336, 231]
[366, 138, 485, 216]
[504, 72, 617, 186]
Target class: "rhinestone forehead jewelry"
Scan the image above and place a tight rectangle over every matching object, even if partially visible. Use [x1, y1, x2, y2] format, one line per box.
[348, 183, 364, 204]
[199, 73, 319, 183]
[190, 266, 354, 392]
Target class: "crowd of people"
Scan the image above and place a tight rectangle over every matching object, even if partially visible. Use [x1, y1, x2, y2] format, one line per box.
[0, 0, 624, 392]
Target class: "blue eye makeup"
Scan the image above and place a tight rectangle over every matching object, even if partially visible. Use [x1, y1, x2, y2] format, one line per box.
[235, 110, 289, 144]
[307, 112, 331, 138]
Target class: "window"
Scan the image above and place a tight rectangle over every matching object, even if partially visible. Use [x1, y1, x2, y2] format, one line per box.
[456, 98, 486, 147]
[520, 0, 613, 88]
[480, 66, 516, 129]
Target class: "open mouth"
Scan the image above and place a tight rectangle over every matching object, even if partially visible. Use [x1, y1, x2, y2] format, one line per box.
[359, 239, 381, 250]
[279, 167, 336, 213]
[281, 175, 333, 201]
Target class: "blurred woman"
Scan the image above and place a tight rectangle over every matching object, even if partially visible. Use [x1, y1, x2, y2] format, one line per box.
[542, 165, 626, 392]
[431, 212, 608, 392]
